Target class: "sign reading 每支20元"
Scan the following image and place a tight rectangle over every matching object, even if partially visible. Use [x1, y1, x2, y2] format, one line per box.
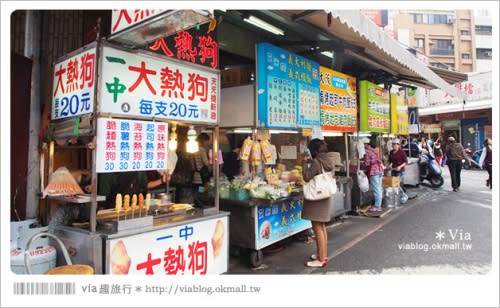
[52, 45, 96, 120]
[99, 45, 219, 124]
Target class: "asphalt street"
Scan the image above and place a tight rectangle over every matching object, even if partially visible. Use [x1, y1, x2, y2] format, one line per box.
[227, 167, 492, 275]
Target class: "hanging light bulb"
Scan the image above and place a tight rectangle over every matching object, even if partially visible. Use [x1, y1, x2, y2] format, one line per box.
[186, 125, 199, 153]
[168, 125, 178, 151]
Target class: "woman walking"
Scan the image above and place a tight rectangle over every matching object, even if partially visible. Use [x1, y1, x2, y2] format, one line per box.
[479, 138, 492, 189]
[302, 139, 333, 268]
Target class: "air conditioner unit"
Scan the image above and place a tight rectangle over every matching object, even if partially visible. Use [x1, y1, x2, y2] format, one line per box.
[446, 17, 454, 24]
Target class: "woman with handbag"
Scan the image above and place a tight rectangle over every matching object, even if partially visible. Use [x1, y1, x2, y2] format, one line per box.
[302, 139, 334, 268]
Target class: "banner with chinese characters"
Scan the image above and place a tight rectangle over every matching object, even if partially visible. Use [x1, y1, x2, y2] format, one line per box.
[255, 198, 311, 250]
[145, 21, 218, 69]
[359, 80, 390, 133]
[106, 216, 228, 275]
[256, 43, 320, 128]
[52, 43, 96, 120]
[111, 10, 164, 35]
[99, 44, 218, 124]
[319, 66, 357, 132]
[96, 118, 168, 173]
[390, 91, 409, 135]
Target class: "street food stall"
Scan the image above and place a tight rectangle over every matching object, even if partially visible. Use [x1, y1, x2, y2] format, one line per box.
[35, 10, 231, 275]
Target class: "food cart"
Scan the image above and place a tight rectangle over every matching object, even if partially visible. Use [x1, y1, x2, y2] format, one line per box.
[40, 10, 230, 275]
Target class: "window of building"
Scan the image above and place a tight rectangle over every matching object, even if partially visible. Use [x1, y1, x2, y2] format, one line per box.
[430, 39, 454, 56]
[412, 13, 453, 24]
[415, 38, 424, 48]
[475, 25, 492, 35]
[431, 62, 452, 70]
[476, 48, 492, 60]
[413, 14, 423, 24]
[461, 53, 471, 59]
[460, 29, 470, 36]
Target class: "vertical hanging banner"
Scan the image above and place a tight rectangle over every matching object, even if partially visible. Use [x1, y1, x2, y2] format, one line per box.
[52, 43, 97, 120]
[359, 80, 390, 133]
[408, 107, 420, 134]
[257, 43, 320, 128]
[406, 87, 417, 107]
[320, 67, 357, 132]
[390, 91, 409, 135]
[99, 44, 219, 124]
[96, 118, 168, 173]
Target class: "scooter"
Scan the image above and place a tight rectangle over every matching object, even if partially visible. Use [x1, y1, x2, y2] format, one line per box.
[419, 153, 444, 188]
[463, 149, 482, 169]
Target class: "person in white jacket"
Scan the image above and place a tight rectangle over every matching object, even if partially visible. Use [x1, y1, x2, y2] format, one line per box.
[479, 138, 492, 189]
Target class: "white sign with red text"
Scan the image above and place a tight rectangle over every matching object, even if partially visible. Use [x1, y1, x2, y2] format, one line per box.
[99, 45, 219, 124]
[96, 118, 168, 173]
[52, 46, 96, 120]
[111, 10, 164, 35]
[107, 216, 228, 275]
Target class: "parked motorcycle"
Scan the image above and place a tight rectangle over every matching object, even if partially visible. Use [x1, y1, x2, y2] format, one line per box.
[463, 149, 482, 169]
[419, 153, 444, 187]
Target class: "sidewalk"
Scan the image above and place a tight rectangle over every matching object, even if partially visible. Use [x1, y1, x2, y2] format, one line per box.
[226, 186, 425, 274]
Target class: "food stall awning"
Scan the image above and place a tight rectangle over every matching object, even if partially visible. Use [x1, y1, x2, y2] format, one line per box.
[276, 10, 467, 100]
[429, 66, 468, 85]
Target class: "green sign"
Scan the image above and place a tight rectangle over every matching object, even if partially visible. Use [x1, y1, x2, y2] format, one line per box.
[359, 80, 390, 133]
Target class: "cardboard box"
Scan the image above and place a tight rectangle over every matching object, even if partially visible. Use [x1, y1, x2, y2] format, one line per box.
[382, 176, 400, 188]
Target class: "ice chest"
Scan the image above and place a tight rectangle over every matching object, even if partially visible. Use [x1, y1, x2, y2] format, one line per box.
[382, 176, 400, 188]
[383, 187, 400, 208]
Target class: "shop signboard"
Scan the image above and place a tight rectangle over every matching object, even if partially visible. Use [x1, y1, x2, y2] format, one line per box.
[111, 10, 164, 35]
[390, 91, 409, 135]
[359, 80, 390, 133]
[51, 44, 97, 120]
[319, 66, 357, 132]
[145, 21, 218, 69]
[423, 124, 442, 134]
[257, 43, 320, 128]
[255, 198, 311, 250]
[99, 45, 218, 124]
[406, 87, 417, 107]
[107, 216, 228, 275]
[96, 118, 168, 173]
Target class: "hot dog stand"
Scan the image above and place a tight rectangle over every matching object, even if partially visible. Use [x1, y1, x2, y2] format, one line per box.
[41, 10, 230, 275]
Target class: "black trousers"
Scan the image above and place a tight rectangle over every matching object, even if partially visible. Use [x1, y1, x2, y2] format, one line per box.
[447, 159, 462, 189]
[485, 164, 492, 188]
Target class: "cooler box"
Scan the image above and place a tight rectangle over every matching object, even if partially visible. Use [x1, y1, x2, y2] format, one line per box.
[382, 176, 400, 188]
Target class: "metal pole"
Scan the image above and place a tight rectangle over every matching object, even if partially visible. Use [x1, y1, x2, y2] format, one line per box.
[213, 126, 220, 211]
[344, 132, 349, 177]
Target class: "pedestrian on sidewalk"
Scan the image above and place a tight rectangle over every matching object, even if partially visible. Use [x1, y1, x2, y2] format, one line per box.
[361, 137, 385, 211]
[387, 138, 409, 204]
[445, 136, 466, 192]
[302, 139, 333, 268]
[479, 138, 492, 189]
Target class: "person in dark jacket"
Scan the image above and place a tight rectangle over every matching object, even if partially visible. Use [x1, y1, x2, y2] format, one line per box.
[445, 136, 466, 192]
[479, 138, 492, 189]
[301, 139, 333, 268]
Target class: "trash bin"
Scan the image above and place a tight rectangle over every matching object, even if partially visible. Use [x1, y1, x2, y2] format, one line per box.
[383, 187, 400, 209]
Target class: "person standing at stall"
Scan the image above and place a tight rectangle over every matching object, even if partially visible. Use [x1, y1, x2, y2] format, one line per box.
[302, 139, 333, 268]
[387, 138, 409, 204]
[445, 136, 466, 192]
[192, 133, 211, 193]
[361, 137, 385, 212]
[479, 138, 492, 189]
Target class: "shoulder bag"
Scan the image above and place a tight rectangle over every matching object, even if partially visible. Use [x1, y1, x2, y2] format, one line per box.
[303, 163, 337, 201]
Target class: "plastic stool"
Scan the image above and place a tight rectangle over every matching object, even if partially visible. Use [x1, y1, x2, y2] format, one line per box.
[24, 232, 94, 275]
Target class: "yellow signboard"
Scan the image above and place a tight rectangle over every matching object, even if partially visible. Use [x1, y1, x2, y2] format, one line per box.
[390, 91, 408, 135]
[320, 67, 357, 132]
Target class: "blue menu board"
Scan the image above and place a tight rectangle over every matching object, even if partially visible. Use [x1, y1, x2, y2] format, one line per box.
[257, 43, 320, 128]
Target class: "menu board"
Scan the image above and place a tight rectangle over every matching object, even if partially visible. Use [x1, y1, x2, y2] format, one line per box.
[99, 45, 218, 124]
[320, 66, 357, 132]
[257, 43, 320, 128]
[96, 118, 168, 173]
[391, 91, 409, 135]
[359, 80, 390, 133]
[52, 44, 97, 120]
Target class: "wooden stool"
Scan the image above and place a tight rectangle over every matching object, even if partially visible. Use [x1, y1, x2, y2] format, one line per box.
[25, 232, 94, 275]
